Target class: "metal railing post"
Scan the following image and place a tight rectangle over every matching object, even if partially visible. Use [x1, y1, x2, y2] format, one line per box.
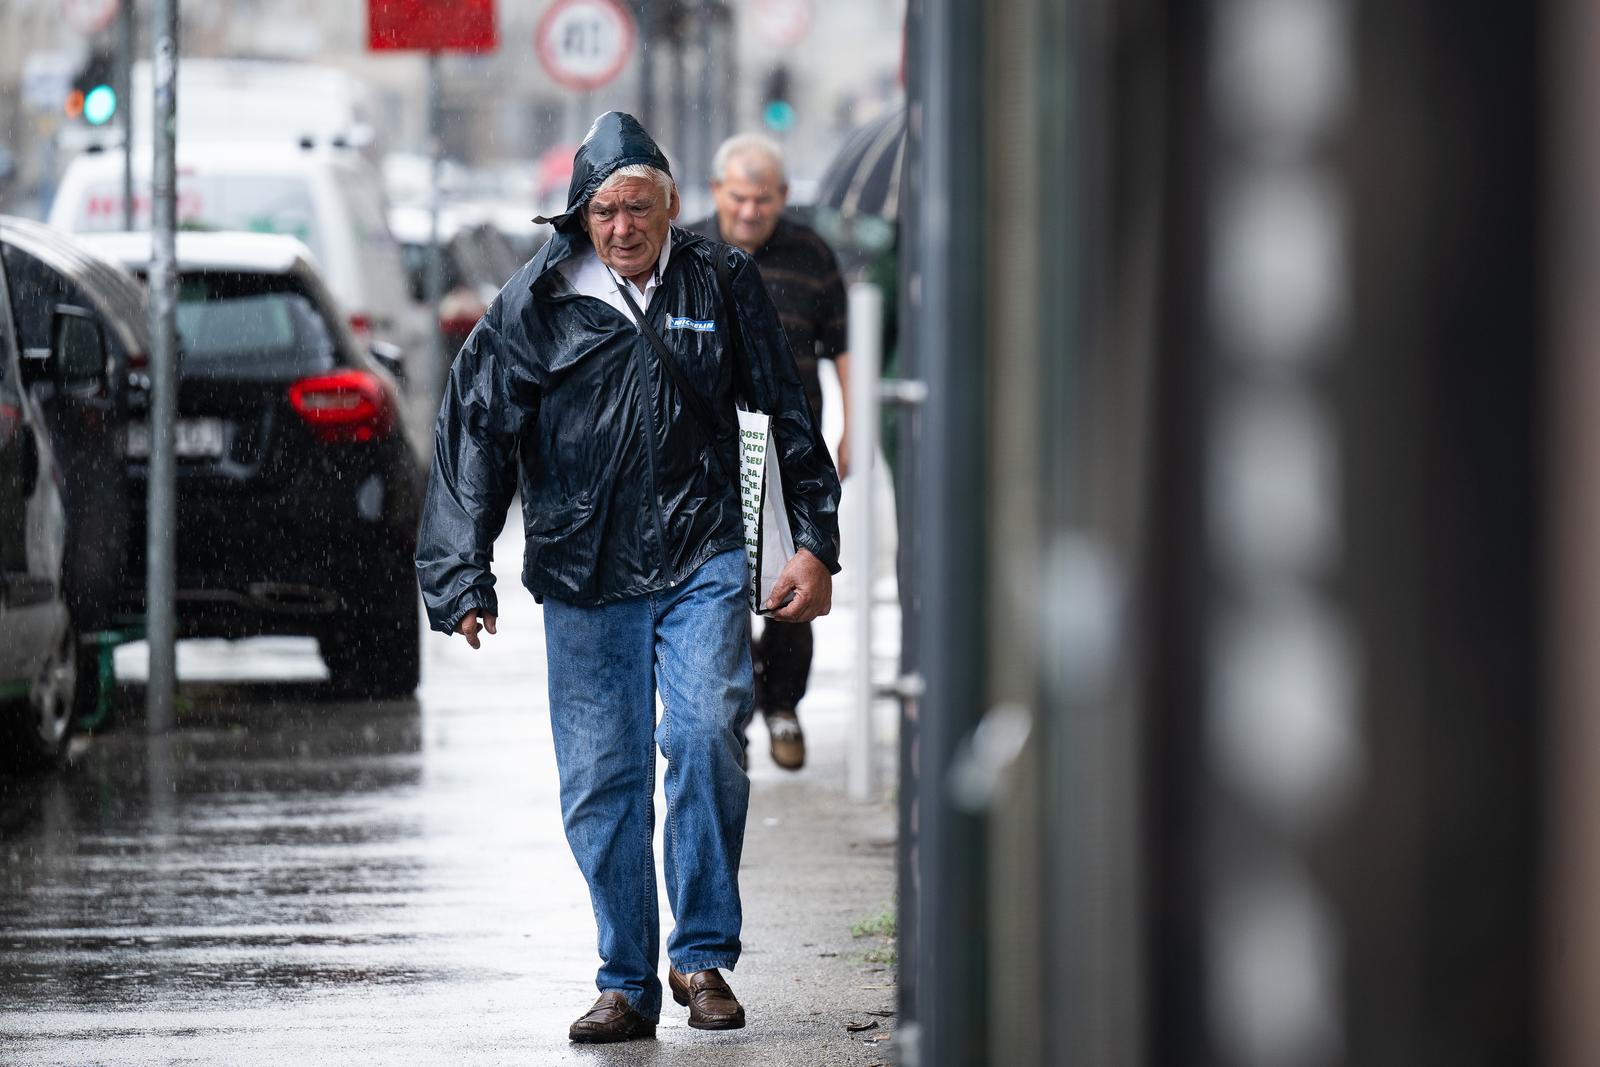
[847, 281, 883, 802]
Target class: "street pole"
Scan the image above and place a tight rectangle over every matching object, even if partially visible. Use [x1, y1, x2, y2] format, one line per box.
[696, 1, 714, 195]
[638, 0, 655, 130]
[119, 0, 134, 230]
[569, 92, 588, 146]
[847, 282, 883, 802]
[671, 28, 686, 186]
[425, 52, 446, 398]
[723, 5, 739, 140]
[146, 0, 178, 729]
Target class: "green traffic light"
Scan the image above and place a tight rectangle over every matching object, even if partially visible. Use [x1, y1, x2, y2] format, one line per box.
[762, 100, 796, 133]
[83, 85, 116, 126]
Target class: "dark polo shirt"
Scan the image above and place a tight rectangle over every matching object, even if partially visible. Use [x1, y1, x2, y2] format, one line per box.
[686, 214, 848, 419]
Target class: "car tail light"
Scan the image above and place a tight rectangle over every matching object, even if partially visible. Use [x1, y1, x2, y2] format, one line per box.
[288, 370, 395, 444]
[348, 312, 373, 341]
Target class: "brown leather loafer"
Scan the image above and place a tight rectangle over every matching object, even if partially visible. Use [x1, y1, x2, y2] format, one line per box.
[568, 990, 656, 1043]
[669, 967, 746, 1030]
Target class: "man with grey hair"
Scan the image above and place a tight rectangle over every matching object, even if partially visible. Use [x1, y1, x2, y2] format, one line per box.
[689, 132, 853, 772]
[416, 112, 841, 1043]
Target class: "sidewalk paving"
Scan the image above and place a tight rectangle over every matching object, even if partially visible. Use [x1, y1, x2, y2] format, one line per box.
[404, 520, 903, 1064]
[8, 521, 903, 1065]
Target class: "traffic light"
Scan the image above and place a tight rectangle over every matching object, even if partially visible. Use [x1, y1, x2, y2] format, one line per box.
[67, 49, 117, 126]
[761, 64, 795, 134]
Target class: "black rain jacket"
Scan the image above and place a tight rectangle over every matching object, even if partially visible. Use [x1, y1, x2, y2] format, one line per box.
[414, 118, 840, 632]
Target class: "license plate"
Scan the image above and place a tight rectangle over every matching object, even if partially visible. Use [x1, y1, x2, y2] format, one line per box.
[126, 418, 226, 459]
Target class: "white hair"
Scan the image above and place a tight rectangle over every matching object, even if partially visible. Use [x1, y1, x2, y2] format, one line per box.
[711, 134, 788, 185]
[594, 164, 676, 203]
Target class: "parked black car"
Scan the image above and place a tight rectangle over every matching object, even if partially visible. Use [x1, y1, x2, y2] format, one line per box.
[78, 231, 425, 697]
[0, 216, 146, 769]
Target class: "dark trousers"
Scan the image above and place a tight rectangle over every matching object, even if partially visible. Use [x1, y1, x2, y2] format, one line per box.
[752, 618, 814, 715]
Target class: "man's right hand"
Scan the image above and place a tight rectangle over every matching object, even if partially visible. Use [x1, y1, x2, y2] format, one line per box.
[456, 610, 498, 649]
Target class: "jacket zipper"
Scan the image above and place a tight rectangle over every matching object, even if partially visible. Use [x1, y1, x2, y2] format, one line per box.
[549, 246, 697, 588]
[630, 321, 672, 584]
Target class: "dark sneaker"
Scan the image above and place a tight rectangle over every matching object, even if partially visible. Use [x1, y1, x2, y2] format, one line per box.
[668, 967, 747, 1030]
[764, 708, 805, 770]
[568, 990, 656, 1043]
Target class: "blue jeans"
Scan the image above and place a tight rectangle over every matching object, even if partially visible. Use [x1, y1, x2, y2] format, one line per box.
[543, 548, 753, 1021]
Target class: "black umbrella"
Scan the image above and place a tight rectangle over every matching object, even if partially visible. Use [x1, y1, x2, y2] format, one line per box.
[814, 107, 906, 222]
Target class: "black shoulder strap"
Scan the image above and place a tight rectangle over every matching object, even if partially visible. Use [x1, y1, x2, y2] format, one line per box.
[713, 244, 754, 405]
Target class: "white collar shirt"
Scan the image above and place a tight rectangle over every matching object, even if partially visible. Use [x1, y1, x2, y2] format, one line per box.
[555, 231, 673, 320]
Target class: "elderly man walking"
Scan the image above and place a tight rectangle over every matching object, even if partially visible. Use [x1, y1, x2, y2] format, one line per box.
[414, 112, 841, 1044]
[688, 133, 852, 771]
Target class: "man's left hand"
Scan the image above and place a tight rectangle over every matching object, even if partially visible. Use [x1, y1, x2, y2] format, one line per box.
[765, 548, 833, 622]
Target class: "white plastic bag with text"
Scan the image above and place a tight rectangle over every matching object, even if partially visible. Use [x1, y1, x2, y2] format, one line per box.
[738, 407, 796, 615]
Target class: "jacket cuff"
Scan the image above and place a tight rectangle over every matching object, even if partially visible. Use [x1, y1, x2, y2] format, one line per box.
[795, 531, 841, 575]
[438, 586, 500, 635]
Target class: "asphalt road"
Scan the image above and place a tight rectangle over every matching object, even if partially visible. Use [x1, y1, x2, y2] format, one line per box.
[0, 523, 900, 1065]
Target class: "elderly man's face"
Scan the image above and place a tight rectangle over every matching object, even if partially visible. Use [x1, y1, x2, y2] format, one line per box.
[711, 158, 787, 254]
[584, 176, 680, 285]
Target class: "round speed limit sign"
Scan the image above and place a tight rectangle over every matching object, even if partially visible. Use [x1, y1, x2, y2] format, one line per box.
[536, 0, 637, 93]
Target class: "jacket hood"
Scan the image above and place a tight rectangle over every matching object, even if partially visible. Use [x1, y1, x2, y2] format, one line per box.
[533, 111, 673, 236]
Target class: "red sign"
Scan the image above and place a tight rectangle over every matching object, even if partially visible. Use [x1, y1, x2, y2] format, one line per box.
[535, 0, 636, 92]
[368, 0, 498, 53]
[63, 0, 120, 36]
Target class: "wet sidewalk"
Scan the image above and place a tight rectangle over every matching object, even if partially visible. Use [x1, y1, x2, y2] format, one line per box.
[0, 521, 900, 1065]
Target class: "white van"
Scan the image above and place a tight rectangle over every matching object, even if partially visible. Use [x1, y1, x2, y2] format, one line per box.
[128, 59, 385, 164]
[47, 142, 424, 362]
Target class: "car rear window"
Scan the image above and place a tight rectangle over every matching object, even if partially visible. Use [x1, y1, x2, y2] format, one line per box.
[74, 175, 325, 266]
[176, 274, 339, 379]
